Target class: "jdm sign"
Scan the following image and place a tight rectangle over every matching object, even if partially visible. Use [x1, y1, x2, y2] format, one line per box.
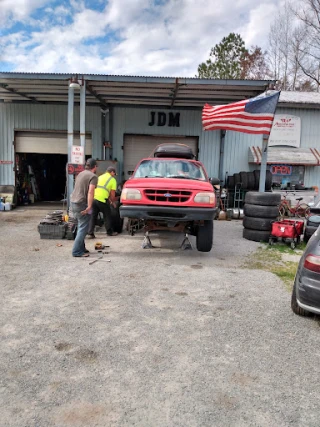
[269, 115, 301, 148]
[71, 145, 84, 164]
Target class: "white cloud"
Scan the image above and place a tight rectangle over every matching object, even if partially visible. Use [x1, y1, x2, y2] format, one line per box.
[0, 0, 52, 27]
[0, 0, 284, 76]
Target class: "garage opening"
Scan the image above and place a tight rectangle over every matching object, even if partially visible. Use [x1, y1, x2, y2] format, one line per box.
[15, 131, 92, 204]
[123, 135, 198, 181]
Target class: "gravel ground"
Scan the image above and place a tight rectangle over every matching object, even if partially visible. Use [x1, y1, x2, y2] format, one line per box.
[0, 208, 320, 427]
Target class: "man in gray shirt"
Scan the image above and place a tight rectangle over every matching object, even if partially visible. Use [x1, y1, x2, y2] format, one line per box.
[70, 158, 98, 257]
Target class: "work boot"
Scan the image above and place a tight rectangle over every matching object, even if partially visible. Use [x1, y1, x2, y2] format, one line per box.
[107, 232, 118, 236]
[87, 234, 96, 239]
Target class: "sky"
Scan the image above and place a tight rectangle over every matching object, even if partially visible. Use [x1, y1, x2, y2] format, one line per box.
[0, 0, 285, 77]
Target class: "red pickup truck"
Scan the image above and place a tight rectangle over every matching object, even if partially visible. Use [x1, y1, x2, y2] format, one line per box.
[119, 143, 217, 252]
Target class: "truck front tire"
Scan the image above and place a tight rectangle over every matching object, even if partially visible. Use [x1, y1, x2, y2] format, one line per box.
[196, 220, 213, 252]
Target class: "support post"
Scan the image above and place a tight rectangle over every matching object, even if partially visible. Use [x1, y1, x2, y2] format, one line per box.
[218, 130, 226, 184]
[259, 134, 269, 192]
[67, 83, 74, 209]
[80, 80, 86, 155]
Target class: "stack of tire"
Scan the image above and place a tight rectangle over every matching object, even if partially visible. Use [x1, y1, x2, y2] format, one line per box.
[243, 191, 281, 242]
[226, 170, 272, 191]
[304, 215, 320, 242]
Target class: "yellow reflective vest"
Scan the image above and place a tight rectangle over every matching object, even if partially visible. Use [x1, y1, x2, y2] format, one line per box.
[94, 172, 117, 203]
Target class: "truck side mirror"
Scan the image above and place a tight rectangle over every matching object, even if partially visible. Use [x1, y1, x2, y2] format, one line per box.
[209, 177, 220, 186]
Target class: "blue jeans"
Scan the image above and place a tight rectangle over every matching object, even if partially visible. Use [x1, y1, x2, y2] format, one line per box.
[71, 202, 91, 257]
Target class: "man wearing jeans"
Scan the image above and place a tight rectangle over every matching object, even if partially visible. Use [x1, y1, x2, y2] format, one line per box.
[70, 158, 98, 257]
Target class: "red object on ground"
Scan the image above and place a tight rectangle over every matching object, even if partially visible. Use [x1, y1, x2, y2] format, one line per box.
[271, 219, 304, 239]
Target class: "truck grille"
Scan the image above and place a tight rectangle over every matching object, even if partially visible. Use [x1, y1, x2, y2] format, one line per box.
[144, 189, 191, 203]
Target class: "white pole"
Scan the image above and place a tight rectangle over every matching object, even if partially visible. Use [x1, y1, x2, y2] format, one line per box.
[80, 80, 86, 156]
[259, 134, 269, 192]
[67, 83, 74, 208]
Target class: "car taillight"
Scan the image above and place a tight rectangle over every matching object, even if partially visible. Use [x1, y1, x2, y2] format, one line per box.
[304, 254, 320, 273]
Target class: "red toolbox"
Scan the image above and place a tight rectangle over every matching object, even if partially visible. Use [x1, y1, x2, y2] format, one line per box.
[269, 219, 304, 249]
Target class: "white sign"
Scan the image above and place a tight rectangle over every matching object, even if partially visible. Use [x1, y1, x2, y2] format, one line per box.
[269, 115, 301, 148]
[71, 145, 84, 164]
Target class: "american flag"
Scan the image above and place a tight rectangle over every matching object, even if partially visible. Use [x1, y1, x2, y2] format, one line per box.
[202, 91, 281, 135]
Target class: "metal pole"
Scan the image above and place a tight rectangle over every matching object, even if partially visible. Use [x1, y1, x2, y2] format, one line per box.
[259, 134, 269, 192]
[67, 83, 74, 209]
[80, 79, 86, 155]
[218, 130, 226, 184]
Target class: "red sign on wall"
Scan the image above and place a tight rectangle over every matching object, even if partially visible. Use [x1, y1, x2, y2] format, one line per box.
[68, 163, 85, 175]
[0, 160, 13, 164]
[270, 165, 292, 175]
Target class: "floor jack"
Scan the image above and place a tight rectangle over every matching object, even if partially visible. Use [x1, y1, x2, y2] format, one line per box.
[141, 231, 192, 250]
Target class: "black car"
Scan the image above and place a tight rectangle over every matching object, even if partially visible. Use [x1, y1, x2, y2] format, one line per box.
[291, 226, 320, 316]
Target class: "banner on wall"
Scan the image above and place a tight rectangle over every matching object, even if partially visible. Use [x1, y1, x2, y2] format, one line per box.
[269, 115, 301, 148]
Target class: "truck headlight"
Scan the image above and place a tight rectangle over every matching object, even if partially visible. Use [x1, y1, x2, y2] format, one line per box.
[121, 188, 142, 201]
[194, 192, 215, 204]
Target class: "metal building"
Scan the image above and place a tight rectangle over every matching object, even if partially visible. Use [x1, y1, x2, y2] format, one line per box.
[0, 72, 319, 204]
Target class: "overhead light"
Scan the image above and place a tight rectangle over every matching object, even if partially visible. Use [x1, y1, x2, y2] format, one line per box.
[69, 76, 82, 89]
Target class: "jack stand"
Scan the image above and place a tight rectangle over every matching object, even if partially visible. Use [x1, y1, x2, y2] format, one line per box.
[142, 231, 155, 249]
[180, 233, 192, 250]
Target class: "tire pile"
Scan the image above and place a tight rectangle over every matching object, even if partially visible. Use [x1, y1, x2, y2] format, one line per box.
[226, 170, 272, 191]
[243, 192, 281, 242]
[304, 215, 320, 242]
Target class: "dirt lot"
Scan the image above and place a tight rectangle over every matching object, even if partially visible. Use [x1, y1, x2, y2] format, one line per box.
[1, 207, 320, 427]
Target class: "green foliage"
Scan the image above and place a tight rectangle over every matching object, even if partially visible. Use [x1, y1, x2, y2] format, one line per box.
[197, 33, 247, 79]
[242, 244, 301, 291]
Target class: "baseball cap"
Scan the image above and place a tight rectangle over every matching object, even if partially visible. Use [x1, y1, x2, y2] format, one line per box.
[107, 166, 117, 175]
[85, 158, 97, 169]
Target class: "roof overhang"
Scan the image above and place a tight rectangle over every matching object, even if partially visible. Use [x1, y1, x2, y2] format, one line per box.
[249, 146, 320, 166]
[0, 72, 275, 110]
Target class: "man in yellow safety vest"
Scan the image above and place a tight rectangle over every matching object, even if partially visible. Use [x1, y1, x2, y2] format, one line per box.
[87, 166, 118, 238]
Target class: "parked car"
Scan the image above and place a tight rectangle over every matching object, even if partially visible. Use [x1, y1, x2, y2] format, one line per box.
[119, 143, 217, 252]
[291, 225, 320, 316]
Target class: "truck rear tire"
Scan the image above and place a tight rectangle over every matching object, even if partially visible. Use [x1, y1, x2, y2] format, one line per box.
[196, 220, 213, 252]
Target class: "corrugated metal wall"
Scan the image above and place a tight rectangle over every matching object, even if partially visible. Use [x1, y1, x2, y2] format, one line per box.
[111, 107, 221, 179]
[0, 104, 101, 186]
[223, 106, 320, 187]
[1, 103, 320, 188]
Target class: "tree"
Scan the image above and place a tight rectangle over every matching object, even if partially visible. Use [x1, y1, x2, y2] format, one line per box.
[266, 0, 316, 91]
[240, 46, 269, 79]
[293, 0, 320, 88]
[197, 33, 246, 79]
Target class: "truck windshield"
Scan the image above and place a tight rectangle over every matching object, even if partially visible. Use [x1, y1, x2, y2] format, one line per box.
[134, 159, 207, 180]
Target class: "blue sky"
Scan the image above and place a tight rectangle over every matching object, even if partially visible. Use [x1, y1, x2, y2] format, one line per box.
[0, 0, 285, 76]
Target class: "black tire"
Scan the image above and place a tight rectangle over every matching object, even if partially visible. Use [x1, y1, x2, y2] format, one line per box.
[291, 282, 312, 316]
[304, 225, 318, 241]
[245, 191, 281, 206]
[247, 172, 255, 190]
[243, 228, 270, 242]
[307, 216, 320, 227]
[243, 216, 273, 231]
[227, 175, 235, 190]
[243, 203, 279, 218]
[265, 170, 272, 191]
[304, 234, 311, 243]
[240, 172, 248, 190]
[234, 173, 240, 185]
[253, 170, 260, 190]
[196, 220, 213, 252]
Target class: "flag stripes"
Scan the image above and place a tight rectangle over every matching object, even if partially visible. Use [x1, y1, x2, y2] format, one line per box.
[202, 91, 280, 135]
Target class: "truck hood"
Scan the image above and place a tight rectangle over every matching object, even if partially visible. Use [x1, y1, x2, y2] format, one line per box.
[124, 178, 213, 191]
